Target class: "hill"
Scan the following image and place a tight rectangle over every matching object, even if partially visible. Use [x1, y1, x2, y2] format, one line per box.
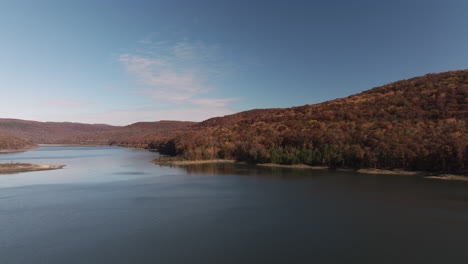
[60, 120, 196, 146]
[0, 119, 196, 146]
[0, 119, 117, 144]
[0, 135, 34, 152]
[152, 70, 468, 174]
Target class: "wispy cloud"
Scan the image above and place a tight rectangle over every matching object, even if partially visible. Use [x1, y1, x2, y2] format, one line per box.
[37, 99, 91, 107]
[118, 40, 239, 119]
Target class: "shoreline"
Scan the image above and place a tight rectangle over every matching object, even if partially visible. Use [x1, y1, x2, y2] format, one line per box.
[37, 144, 112, 147]
[0, 163, 65, 174]
[425, 175, 468, 182]
[4, 146, 465, 180]
[356, 168, 424, 175]
[153, 159, 236, 165]
[151, 158, 468, 180]
[152, 159, 424, 175]
[0, 146, 38, 154]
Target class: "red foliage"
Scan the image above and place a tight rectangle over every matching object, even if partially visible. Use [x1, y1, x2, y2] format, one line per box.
[0, 135, 33, 150]
[154, 70, 468, 174]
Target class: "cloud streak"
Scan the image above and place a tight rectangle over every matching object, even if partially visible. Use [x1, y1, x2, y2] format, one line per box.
[37, 99, 91, 107]
[119, 41, 239, 117]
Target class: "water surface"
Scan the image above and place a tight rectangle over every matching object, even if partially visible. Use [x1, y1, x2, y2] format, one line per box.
[1, 146, 468, 263]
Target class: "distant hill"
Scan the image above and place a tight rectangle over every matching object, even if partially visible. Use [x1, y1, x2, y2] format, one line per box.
[0, 119, 196, 146]
[60, 120, 196, 146]
[0, 119, 117, 144]
[151, 70, 468, 174]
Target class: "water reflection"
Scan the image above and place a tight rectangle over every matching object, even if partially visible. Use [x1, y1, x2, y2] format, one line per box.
[156, 162, 331, 179]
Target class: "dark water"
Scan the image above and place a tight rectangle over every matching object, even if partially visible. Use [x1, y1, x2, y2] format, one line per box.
[1, 146, 468, 264]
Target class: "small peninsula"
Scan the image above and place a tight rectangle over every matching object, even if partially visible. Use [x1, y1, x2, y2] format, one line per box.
[0, 163, 65, 174]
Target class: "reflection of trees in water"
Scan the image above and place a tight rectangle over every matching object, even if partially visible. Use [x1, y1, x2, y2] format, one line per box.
[175, 162, 327, 179]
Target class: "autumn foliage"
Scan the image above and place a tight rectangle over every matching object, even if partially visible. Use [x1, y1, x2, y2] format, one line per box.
[0, 135, 33, 150]
[0, 70, 466, 174]
[150, 70, 468, 174]
[0, 119, 116, 144]
[0, 119, 194, 146]
[60, 121, 196, 146]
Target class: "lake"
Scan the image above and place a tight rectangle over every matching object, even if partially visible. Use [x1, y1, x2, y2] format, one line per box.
[1, 146, 468, 263]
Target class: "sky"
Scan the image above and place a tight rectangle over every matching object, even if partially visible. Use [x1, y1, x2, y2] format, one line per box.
[1, 0, 468, 125]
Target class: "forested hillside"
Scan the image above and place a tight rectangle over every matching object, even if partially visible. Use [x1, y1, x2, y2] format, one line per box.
[0, 119, 195, 147]
[151, 70, 468, 174]
[0, 119, 117, 144]
[61, 121, 196, 146]
[0, 135, 34, 151]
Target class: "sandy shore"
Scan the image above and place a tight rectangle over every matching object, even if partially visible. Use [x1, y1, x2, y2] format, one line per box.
[257, 163, 329, 169]
[0, 163, 65, 174]
[425, 175, 468, 182]
[153, 159, 236, 165]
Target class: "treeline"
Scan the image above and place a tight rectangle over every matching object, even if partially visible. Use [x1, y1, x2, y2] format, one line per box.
[150, 70, 468, 174]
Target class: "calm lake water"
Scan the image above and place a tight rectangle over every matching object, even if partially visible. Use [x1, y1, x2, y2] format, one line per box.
[1, 146, 468, 263]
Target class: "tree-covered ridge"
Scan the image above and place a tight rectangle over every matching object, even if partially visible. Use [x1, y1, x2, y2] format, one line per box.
[0, 119, 195, 146]
[61, 121, 196, 146]
[0, 135, 34, 151]
[153, 70, 468, 174]
[0, 119, 117, 144]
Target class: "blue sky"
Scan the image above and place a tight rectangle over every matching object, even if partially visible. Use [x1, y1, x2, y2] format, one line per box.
[1, 0, 467, 125]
